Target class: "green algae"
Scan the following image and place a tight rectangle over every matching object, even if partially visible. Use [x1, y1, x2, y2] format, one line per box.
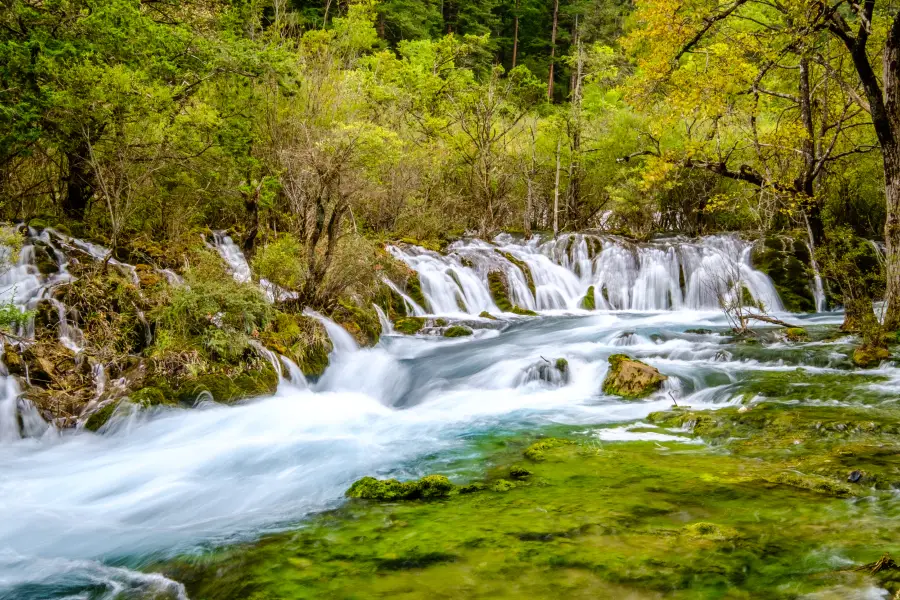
[488, 271, 513, 312]
[346, 475, 454, 501]
[783, 327, 809, 342]
[731, 368, 890, 405]
[499, 251, 536, 296]
[84, 401, 119, 432]
[394, 317, 426, 335]
[163, 431, 900, 600]
[443, 326, 473, 338]
[852, 344, 892, 368]
[581, 285, 596, 310]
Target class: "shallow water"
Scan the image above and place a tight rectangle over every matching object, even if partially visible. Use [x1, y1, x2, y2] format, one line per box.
[2, 305, 884, 599]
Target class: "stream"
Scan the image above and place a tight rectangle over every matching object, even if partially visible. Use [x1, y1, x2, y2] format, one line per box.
[0, 230, 886, 599]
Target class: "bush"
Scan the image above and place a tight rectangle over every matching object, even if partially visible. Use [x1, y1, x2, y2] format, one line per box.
[253, 235, 307, 291]
[155, 250, 271, 362]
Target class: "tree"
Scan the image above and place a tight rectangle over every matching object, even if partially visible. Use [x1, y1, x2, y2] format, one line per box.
[625, 0, 900, 327]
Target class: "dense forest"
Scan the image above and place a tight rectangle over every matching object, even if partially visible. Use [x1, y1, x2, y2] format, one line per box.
[1, 0, 900, 417]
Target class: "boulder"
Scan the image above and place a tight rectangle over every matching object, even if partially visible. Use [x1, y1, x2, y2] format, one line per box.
[750, 235, 816, 312]
[602, 354, 668, 399]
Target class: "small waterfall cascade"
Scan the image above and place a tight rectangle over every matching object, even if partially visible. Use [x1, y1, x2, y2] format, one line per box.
[303, 309, 359, 354]
[373, 304, 394, 334]
[389, 233, 785, 315]
[211, 231, 253, 284]
[803, 218, 827, 312]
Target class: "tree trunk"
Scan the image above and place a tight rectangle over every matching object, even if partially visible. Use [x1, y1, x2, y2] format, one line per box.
[62, 144, 93, 220]
[553, 138, 561, 237]
[882, 11, 900, 330]
[511, 0, 519, 69]
[547, 0, 559, 101]
[242, 184, 261, 254]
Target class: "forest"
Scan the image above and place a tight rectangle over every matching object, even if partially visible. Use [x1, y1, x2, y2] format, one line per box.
[1, 1, 900, 598]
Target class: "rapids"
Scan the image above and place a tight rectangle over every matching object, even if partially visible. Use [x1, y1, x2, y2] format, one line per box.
[0, 229, 870, 599]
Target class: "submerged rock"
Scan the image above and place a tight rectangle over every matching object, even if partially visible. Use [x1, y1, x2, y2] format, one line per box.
[346, 474, 453, 501]
[602, 354, 668, 399]
[516, 358, 569, 387]
[783, 327, 809, 342]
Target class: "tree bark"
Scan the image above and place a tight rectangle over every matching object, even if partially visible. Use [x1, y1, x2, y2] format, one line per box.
[62, 143, 93, 220]
[511, 0, 519, 69]
[547, 0, 559, 101]
[553, 138, 561, 237]
[881, 11, 900, 330]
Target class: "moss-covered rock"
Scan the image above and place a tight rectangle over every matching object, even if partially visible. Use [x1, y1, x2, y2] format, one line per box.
[750, 234, 816, 312]
[84, 401, 120, 432]
[346, 474, 454, 501]
[783, 327, 809, 342]
[523, 437, 573, 461]
[510, 306, 538, 316]
[581, 286, 596, 310]
[32, 241, 60, 276]
[852, 344, 891, 369]
[602, 354, 668, 399]
[129, 386, 172, 407]
[261, 313, 332, 377]
[443, 326, 473, 338]
[174, 362, 278, 405]
[394, 317, 425, 335]
[478, 311, 497, 320]
[499, 251, 536, 297]
[405, 273, 428, 310]
[332, 301, 381, 346]
[487, 271, 512, 312]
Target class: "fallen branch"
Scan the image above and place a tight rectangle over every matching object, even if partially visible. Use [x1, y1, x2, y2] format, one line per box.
[743, 313, 798, 328]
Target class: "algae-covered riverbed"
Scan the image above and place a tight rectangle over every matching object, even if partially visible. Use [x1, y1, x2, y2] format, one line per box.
[159, 319, 900, 600]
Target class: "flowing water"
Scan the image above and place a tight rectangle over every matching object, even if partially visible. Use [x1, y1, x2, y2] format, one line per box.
[0, 230, 883, 599]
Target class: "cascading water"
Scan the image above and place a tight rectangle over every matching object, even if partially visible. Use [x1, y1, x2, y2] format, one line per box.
[0, 227, 867, 600]
[390, 233, 784, 315]
[211, 231, 253, 284]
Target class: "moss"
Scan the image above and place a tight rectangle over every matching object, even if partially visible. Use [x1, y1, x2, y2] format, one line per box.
[262, 313, 332, 377]
[490, 479, 516, 492]
[163, 427, 900, 600]
[685, 328, 713, 335]
[524, 438, 574, 461]
[784, 327, 809, 342]
[174, 362, 278, 405]
[434, 318, 449, 327]
[458, 482, 486, 494]
[129, 387, 173, 407]
[768, 471, 854, 497]
[509, 466, 532, 480]
[405, 273, 428, 310]
[479, 311, 497, 320]
[85, 401, 119, 432]
[852, 344, 891, 368]
[602, 354, 668, 399]
[581, 286, 596, 310]
[332, 301, 381, 346]
[443, 326, 473, 338]
[555, 358, 568, 373]
[376, 283, 409, 319]
[510, 306, 538, 316]
[346, 474, 454, 501]
[394, 317, 426, 335]
[499, 251, 536, 297]
[488, 271, 513, 312]
[751, 234, 816, 313]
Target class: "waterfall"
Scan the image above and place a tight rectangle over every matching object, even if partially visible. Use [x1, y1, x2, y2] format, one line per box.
[303, 309, 359, 354]
[211, 231, 253, 284]
[381, 277, 427, 316]
[389, 233, 786, 315]
[803, 217, 827, 312]
[374, 304, 394, 334]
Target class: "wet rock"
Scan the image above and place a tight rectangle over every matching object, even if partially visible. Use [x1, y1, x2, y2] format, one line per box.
[509, 466, 532, 480]
[517, 358, 569, 387]
[581, 286, 596, 310]
[750, 234, 816, 313]
[394, 317, 425, 335]
[443, 326, 473, 338]
[32, 241, 60, 276]
[478, 311, 497, 320]
[852, 344, 890, 369]
[847, 470, 864, 483]
[602, 354, 668, 399]
[685, 328, 713, 335]
[346, 474, 453, 501]
[783, 327, 809, 342]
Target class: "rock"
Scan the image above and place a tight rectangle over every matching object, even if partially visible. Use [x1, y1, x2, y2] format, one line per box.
[602, 354, 668, 399]
[345, 474, 453, 501]
[394, 317, 425, 335]
[750, 234, 816, 313]
[581, 286, 596, 310]
[783, 327, 809, 342]
[852, 344, 890, 369]
[443, 325, 473, 338]
[509, 466, 531, 480]
[517, 358, 569, 387]
[848, 470, 864, 483]
[478, 311, 497, 320]
[510, 306, 538, 316]
[488, 271, 513, 311]
[685, 328, 713, 335]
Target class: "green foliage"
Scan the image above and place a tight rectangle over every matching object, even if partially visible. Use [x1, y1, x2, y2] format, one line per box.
[155, 251, 271, 363]
[253, 235, 306, 292]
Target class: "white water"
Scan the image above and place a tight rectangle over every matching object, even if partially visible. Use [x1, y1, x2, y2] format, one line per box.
[0, 228, 867, 599]
[211, 232, 252, 284]
[389, 233, 784, 315]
